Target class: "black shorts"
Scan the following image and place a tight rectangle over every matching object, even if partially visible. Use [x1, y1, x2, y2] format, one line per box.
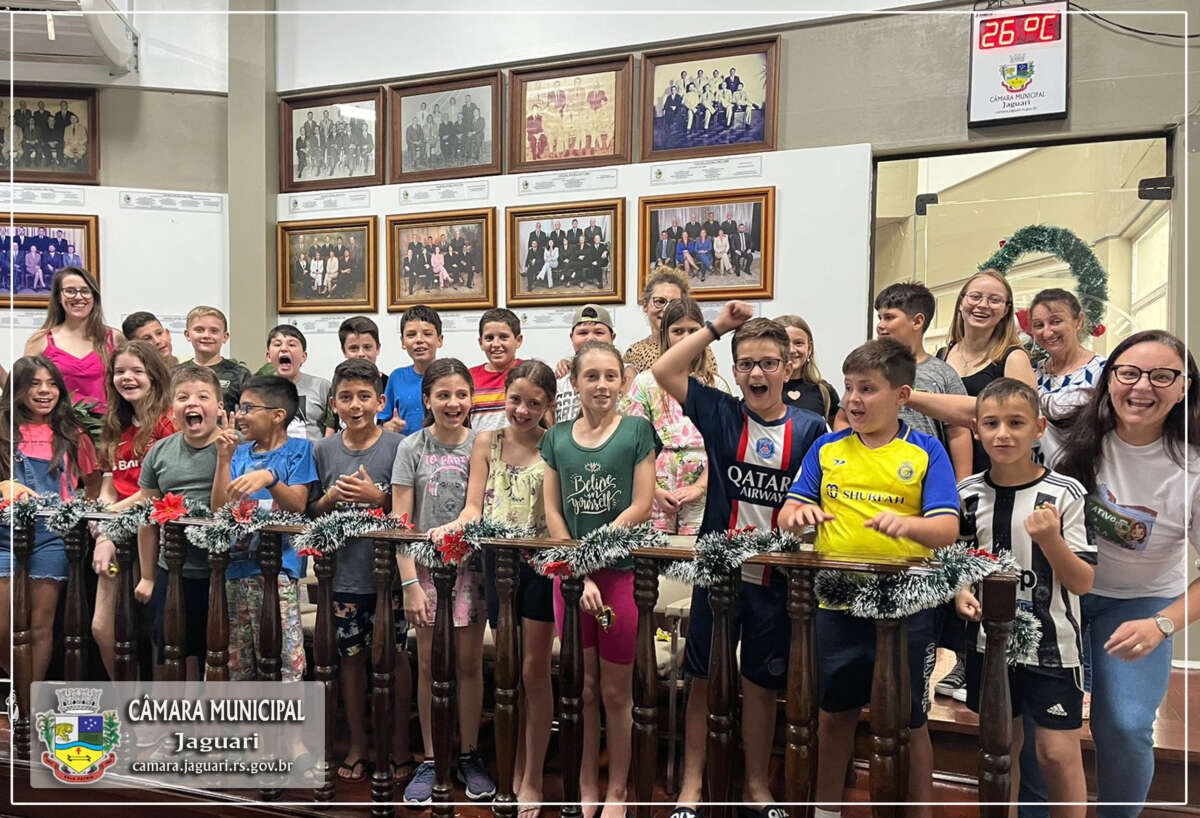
[483, 548, 555, 628]
[816, 607, 938, 728]
[332, 591, 410, 657]
[965, 651, 1083, 730]
[150, 567, 209, 663]
[683, 571, 790, 691]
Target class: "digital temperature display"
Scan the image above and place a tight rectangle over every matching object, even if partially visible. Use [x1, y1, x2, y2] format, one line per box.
[978, 12, 1061, 49]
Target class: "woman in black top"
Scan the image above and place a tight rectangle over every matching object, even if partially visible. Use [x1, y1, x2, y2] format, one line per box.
[776, 314, 839, 426]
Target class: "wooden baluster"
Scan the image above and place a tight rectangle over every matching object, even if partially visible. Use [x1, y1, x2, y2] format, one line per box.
[370, 539, 396, 816]
[113, 531, 138, 681]
[705, 570, 737, 818]
[161, 522, 188, 683]
[256, 530, 284, 682]
[312, 550, 338, 803]
[896, 618, 911, 799]
[558, 575, 585, 818]
[869, 617, 907, 816]
[785, 567, 817, 813]
[493, 546, 520, 818]
[205, 550, 230, 681]
[12, 518, 34, 760]
[978, 574, 1017, 818]
[632, 555, 659, 818]
[62, 522, 88, 680]
[430, 559, 458, 818]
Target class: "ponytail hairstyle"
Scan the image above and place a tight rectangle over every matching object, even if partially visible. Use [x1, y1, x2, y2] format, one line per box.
[506, 360, 558, 428]
[0, 356, 84, 481]
[420, 357, 474, 428]
[1054, 329, 1199, 493]
[657, 297, 711, 382]
[100, 340, 173, 468]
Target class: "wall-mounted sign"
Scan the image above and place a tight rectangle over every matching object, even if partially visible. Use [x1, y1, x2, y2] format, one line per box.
[969, 1, 1067, 127]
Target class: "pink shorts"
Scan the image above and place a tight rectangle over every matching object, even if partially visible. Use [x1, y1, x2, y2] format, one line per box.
[552, 568, 637, 666]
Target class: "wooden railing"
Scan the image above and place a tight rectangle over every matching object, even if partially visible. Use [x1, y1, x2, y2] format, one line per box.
[10, 514, 1017, 818]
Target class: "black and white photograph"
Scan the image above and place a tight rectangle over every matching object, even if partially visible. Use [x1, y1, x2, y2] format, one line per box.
[4, 87, 99, 184]
[277, 216, 377, 313]
[390, 71, 502, 184]
[506, 198, 625, 307]
[280, 89, 385, 192]
[1, 213, 99, 309]
[386, 207, 496, 312]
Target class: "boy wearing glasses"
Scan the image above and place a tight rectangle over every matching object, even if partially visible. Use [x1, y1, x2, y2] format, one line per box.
[652, 300, 825, 818]
[212, 375, 318, 682]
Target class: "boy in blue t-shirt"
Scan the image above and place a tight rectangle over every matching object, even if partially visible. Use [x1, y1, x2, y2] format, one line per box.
[652, 300, 826, 818]
[780, 338, 959, 814]
[213, 375, 318, 682]
[381, 304, 443, 436]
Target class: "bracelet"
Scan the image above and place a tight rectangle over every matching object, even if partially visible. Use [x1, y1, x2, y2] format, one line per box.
[706, 320, 722, 340]
[266, 468, 280, 489]
[401, 578, 419, 588]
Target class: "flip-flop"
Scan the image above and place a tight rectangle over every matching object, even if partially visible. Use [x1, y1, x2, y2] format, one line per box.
[336, 756, 372, 783]
[391, 757, 418, 783]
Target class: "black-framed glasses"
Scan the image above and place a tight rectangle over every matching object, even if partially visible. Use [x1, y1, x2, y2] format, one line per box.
[1111, 365, 1184, 388]
[235, 402, 280, 415]
[733, 357, 784, 374]
[61, 287, 93, 299]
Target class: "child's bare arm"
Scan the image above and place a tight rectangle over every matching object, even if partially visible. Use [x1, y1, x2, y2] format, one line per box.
[955, 586, 982, 622]
[612, 453, 656, 527]
[1025, 503, 1094, 595]
[946, 425, 975, 483]
[543, 466, 571, 540]
[864, 512, 959, 548]
[267, 480, 310, 513]
[134, 523, 159, 603]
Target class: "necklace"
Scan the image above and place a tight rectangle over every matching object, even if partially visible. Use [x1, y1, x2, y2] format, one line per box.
[951, 343, 989, 374]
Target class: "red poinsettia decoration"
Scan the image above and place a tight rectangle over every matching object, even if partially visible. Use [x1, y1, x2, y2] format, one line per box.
[1091, 323, 1106, 338]
[0, 498, 11, 513]
[231, 499, 258, 523]
[367, 508, 387, 519]
[541, 560, 574, 577]
[437, 530, 471, 563]
[395, 513, 414, 530]
[150, 492, 188, 524]
[1015, 308, 1032, 336]
[296, 546, 325, 558]
[966, 548, 999, 562]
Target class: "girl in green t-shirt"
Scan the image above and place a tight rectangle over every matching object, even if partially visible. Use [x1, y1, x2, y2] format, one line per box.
[540, 341, 659, 817]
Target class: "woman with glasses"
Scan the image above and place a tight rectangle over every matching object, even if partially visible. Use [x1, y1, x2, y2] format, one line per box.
[24, 266, 124, 429]
[623, 268, 718, 383]
[775, 314, 839, 426]
[1040, 329, 1199, 816]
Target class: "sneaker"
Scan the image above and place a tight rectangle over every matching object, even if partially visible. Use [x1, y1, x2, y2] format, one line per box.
[952, 685, 968, 703]
[934, 657, 967, 698]
[456, 751, 497, 801]
[403, 760, 436, 806]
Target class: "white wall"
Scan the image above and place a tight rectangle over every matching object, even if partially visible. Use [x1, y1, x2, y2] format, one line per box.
[275, 1, 918, 92]
[5, 186, 230, 366]
[274, 143, 873, 390]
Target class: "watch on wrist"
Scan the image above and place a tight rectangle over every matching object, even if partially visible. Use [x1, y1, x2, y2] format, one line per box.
[706, 320, 722, 340]
[1154, 614, 1175, 637]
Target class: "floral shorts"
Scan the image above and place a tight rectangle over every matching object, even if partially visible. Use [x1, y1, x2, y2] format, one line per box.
[417, 560, 487, 629]
[333, 591, 410, 657]
[226, 574, 306, 682]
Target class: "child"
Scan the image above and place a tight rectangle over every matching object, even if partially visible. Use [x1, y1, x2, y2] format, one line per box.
[542, 341, 659, 818]
[469, 308, 523, 432]
[265, 323, 334, 441]
[122, 311, 178, 367]
[553, 304, 615, 424]
[955, 377, 1094, 817]
[625, 296, 728, 535]
[429, 360, 558, 807]
[92, 340, 177, 679]
[391, 359, 495, 805]
[310, 359, 413, 783]
[211, 375, 317, 682]
[133, 364, 226, 681]
[0, 356, 101, 683]
[779, 338, 960, 817]
[182, 306, 250, 415]
[339, 315, 385, 381]
[775, 314, 840, 426]
[382, 305, 444, 436]
[651, 303, 825, 818]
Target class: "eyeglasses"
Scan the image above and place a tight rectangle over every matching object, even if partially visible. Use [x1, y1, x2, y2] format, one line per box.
[1111, 365, 1184, 388]
[963, 291, 1009, 308]
[733, 357, 784, 374]
[649, 297, 671, 309]
[235, 402, 280, 415]
[61, 287, 93, 299]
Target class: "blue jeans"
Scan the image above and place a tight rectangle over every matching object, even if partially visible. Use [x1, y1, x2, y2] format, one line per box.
[1018, 592, 1176, 818]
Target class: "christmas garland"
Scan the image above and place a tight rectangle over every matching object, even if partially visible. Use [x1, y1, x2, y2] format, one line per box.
[185, 500, 308, 555]
[0, 493, 109, 536]
[1, 493, 66, 531]
[406, 519, 532, 569]
[534, 522, 666, 578]
[292, 508, 412, 558]
[658, 527, 806, 587]
[95, 493, 213, 544]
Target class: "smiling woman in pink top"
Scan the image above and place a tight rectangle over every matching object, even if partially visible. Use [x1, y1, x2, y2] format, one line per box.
[24, 266, 125, 420]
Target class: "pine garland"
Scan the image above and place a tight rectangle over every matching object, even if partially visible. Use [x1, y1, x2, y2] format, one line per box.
[292, 508, 411, 558]
[44, 497, 108, 536]
[658, 526, 805, 586]
[533, 522, 667, 579]
[185, 500, 308, 555]
[0, 493, 63, 531]
[0, 493, 108, 536]
[403, 518, 532, 569]
[95, 496, 213, 545]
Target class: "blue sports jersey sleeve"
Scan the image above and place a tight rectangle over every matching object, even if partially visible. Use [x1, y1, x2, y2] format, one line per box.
[787, 434, 827, 505]
[682, 376, 740, 441]
[919, 436, 960, 518]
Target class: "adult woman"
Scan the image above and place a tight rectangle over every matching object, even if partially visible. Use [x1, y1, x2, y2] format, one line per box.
[623, 269, 716, 383]
[713, 227, 731, 276]
[676, 231, 698, 277]
[24, 266, 124, 420]
[324, 245, 340, 294]
[430, 244, 449, 289]
[692, 229, 713, 280]
[776, 314, 840, 425]
[539, 236, 560, 288]
[1052, 330, 1199, 815]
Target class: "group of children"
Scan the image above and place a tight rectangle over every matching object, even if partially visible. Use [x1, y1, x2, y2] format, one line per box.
[0, 278, 1142, 818]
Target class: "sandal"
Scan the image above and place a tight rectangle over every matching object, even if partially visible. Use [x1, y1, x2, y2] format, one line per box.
[337, 756, 372, 783]
[391, 756, 418, 783]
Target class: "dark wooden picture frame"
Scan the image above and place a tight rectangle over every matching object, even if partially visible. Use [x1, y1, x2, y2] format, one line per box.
[280, 88, 385, 193]
[507, 56, 633, 174]
[638, 187, 775, 302]
[389, 71, 503, 185]
[505, 197, 625, 308]
[386, 207, 497, 312]
[277, 216, 378, 314]
[2, 212, 100, 309]
[639, 37, 780, 163]
[6, 86, 100, 185]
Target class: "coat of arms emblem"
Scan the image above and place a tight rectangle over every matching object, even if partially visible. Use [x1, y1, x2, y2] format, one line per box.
[36, 687, 120, 783]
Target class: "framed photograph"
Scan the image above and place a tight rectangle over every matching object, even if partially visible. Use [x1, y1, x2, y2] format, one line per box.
[386, 207, 496, 312]
[640, 37, 780, 163]
[638, 187, 775, 301]
[280, 89, 385, 193]
[508, 56, 633, 174]
[5, 86, 99, 184]
[2, 213, 99, 309]
[389, 71, 502, 184]
[277, 216, 377, 314]
[506, 198, 625, 308]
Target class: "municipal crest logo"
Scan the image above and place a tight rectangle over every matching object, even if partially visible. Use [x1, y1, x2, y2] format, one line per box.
[402, 190, 410, 201]
[521, 179, 530, 191]
[37, 687, 120, 784]
[1000, 62, 1034, 93]
[897, 461, 915, 482]
[755, 437, 776, 459]
[654, 169, 663, 180]
[825, 483, 839, 499]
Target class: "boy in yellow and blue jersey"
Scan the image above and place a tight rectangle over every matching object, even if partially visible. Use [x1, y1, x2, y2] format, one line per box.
[779, 338, 959, 818]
